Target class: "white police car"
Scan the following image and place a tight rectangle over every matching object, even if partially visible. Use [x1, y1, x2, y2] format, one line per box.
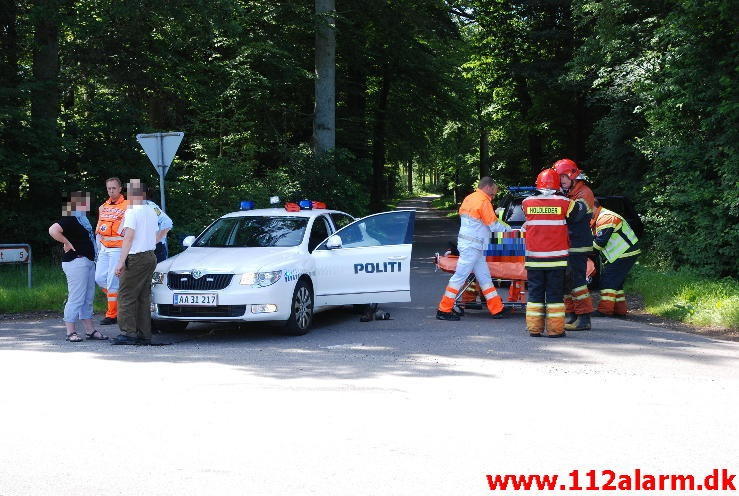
[151, 200, 414, 335]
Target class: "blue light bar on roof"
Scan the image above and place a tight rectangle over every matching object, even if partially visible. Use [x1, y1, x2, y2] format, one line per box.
[508, 186, 537, 192]
[298, 199, 312, 210]
[240, 200, 255, 211]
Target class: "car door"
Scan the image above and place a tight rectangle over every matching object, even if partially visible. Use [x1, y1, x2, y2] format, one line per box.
[312, 211, 415, 306]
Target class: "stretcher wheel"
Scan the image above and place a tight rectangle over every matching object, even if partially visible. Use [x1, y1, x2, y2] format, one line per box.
[452, 305, 464, 316]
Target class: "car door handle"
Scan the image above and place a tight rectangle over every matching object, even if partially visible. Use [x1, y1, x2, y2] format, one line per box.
[387, 256, 407, 260]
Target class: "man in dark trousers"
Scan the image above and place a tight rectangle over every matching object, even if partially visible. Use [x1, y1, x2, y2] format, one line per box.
[552, 158, 596, 331]
[522, 169, 587, 337]
[112, 179, 160, 345]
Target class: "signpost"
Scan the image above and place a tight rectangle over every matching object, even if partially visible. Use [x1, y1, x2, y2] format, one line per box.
[135, 132, 184, 212]
[0, 244, 32, 288]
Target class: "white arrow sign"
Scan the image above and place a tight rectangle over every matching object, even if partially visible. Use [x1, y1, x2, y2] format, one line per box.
[136, 132, 184, 178]
[136, 131, 184, 213]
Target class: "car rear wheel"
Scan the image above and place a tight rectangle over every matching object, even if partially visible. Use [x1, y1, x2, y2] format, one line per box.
[278, 279, 314, 336]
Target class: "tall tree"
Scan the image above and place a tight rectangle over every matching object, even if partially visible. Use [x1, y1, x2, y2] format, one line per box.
[313, 0, 335, 155]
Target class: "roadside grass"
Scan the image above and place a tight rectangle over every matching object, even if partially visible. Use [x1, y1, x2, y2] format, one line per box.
[0, 263, 105, 315]
[625, 264, 739, 329]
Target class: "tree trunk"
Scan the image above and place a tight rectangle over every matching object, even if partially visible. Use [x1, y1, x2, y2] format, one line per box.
[313, 0, 335, 155]
[370, 63, 391, 211]
[406, 160, 412, 193]
[342, 10, 368, 161]
[0, 0, 21, 234]
[31, 0, 60, 141]
[477, 100, 490, 178]
[573, 93, 587, 163]
[515, 76, 543, 174]
[479, 127, 490, 178]
[28, 0, 62, 246]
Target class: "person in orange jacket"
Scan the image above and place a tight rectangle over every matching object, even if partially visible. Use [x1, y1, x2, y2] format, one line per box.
[94, 177, 128, 325]
[552, 158, 596, 331]
[436, 177, 512, 321]
[522, 169, 588, 337]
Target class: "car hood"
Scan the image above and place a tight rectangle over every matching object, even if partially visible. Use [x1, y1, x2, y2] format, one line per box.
[159, 247, 299, 274]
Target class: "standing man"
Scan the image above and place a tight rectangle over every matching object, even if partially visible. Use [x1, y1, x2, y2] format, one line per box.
[522, 169, 587, 337]
[436, 177, 511, 321]
[592, 201, 640, 316]
[552, 158, 596, 331]
[143, 185, 173, 262]
[95, 177, 128, 325]
[112, 179, 160, 345]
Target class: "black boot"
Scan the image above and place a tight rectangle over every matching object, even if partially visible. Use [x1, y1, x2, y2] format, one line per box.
[565, 313, 591, 331]
[436, 310, 461, 321]
[565, 312, 577, 324]
[491, 306, 513, 319]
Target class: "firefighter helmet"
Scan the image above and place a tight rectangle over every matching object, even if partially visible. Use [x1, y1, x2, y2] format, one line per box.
[536, 168, 561, 190]
[552, 158, 581, 180]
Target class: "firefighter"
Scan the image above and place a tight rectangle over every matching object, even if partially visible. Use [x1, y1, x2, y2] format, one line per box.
[94, 177, 128, 325]
[592, 201, 640, 316]
[552, 158, 596, 331]
[522, 169, 587, 337]
[436, 177, 512, 321]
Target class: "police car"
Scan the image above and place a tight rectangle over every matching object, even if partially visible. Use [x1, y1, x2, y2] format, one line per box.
[151, 200, 415, 335]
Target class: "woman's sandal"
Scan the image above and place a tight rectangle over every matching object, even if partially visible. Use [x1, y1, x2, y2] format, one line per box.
[85, 329, 109, 340]
[66, 332, 83, 342]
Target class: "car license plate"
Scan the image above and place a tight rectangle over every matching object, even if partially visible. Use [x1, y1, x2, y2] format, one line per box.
[173, 293, 217, 306]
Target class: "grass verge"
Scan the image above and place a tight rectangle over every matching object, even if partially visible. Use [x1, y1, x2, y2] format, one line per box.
[625, 264, 739, 329]
[0, 263, 105, 315]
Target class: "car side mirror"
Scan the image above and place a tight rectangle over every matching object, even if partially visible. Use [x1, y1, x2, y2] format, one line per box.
[182, 235, 196, 248]
[326, 235, 342, 250]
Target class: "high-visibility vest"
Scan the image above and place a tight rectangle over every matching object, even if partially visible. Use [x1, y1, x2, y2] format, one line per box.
[594, 208, 640, 263]
[522, 194, 572, 269]
[96, 197, 128, 248]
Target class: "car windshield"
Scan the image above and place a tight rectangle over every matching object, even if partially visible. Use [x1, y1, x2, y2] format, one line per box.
[507, 203, 526, 223]
[194, 216, 309, 248]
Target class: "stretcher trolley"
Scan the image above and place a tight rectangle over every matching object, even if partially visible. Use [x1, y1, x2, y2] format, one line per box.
[434, 230, 594, 314]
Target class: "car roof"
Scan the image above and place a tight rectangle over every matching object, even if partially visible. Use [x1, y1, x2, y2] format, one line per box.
[220, 208, 349, 219]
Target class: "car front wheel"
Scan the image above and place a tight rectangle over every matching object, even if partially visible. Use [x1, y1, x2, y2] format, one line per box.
[279, 280, 314, 336]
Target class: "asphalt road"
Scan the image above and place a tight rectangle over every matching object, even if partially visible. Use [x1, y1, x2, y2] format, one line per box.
[1, 198, 737, 496]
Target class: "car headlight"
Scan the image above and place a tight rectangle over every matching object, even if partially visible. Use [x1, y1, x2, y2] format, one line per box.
[240, 270, 282, 287]
[152, 271, 165, 285]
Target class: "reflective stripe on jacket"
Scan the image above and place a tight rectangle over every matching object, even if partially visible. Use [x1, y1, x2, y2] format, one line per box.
[565, 181, 595, 251]
[593, 207, 640, 263]
[457, 189, 507, 249]
[96, 197, 128, 248]
[522, 194, 572, 269]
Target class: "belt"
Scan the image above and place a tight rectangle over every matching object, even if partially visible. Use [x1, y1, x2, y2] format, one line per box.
[129, 250, 155, 256]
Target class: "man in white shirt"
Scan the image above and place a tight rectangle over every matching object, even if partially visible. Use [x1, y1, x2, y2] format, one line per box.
[112, 179, 160, 345]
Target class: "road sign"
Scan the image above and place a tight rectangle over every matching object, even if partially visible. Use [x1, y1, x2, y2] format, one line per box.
[0, 244, 32, 288]
[136, 132, 184, 212]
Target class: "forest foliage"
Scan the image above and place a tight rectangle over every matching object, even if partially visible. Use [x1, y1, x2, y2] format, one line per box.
[0, 0, 736, 276]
